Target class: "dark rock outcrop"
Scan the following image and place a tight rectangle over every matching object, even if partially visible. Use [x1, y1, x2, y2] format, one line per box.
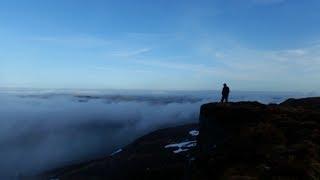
[196, 99, 320, 179]
[280, 97, 320, 111]
[198, 102, 268, 152]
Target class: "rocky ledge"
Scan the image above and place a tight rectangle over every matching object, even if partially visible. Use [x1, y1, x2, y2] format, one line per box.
[40, 97, 320, 180]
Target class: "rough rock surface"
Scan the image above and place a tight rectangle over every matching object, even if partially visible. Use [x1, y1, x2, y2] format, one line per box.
[196, 98, 320, 179]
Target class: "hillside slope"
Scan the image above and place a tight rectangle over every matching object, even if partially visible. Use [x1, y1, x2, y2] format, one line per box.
[41, 97, 320, 179]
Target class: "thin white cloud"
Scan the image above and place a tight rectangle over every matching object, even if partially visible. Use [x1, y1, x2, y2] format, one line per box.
[268, 46, 320, 64]
[125, 32, 176, 39]
[112, 48, 152, 57]
[268, 49, 308, 62]
[91, 66, 152, 74]
[214, 52, 226, 59]
[191, 37, 320, 87]
[134, 59, 226, 75]
[91, 66, 115, 71]
[252, 0, 286, 5]
[30, 36, 111, 47]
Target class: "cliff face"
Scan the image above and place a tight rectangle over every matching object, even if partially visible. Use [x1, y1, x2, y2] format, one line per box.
[40, 97, 320, 180]
[197, 98, 320, 179]
[198, 101, 268, 152]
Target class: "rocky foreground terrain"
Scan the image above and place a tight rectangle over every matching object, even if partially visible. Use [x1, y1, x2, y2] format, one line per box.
[39, 97, 320, 180]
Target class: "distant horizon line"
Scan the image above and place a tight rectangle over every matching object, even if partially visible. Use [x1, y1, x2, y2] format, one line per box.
[0, 86, 316, 94]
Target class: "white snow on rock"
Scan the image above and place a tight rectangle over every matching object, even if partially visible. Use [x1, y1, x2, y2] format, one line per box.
[189, 130, 199, 136]
[165, 140, 197, 154]
[173, 148, 189, 154]
[186, 141, 197, 148]
[110, 149, 122, 156]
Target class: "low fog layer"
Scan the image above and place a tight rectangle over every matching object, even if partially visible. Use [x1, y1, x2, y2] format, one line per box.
[0, 89, 312, 177]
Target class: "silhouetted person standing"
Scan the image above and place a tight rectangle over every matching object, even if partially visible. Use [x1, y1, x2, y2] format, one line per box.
[221, 83, 230, 103]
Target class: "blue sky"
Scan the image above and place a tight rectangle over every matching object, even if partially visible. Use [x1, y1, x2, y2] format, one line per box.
[1, 0, 320, 91]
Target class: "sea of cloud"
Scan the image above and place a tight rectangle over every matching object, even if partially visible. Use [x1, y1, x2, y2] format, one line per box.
[0, 89, 314, 177]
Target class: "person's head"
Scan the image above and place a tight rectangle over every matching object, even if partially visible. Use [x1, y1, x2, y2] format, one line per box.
[223, 83, 227, 87]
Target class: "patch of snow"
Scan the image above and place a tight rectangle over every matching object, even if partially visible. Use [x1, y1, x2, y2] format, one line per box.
[185, 142, 197, 148]
[263, 165, 271, 171]
[189, 130, 199, 136]
[174, 148, 189, 153]
[165, 140, 197, 154]
[165, 141, 196, 148]
[110, 149, 122, 156]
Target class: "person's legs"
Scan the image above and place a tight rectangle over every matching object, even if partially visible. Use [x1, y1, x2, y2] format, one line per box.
[221, 96, 227, 103]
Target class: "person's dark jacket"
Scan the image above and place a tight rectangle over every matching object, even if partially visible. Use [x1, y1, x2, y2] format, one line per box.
[222, 86, 230, 96]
